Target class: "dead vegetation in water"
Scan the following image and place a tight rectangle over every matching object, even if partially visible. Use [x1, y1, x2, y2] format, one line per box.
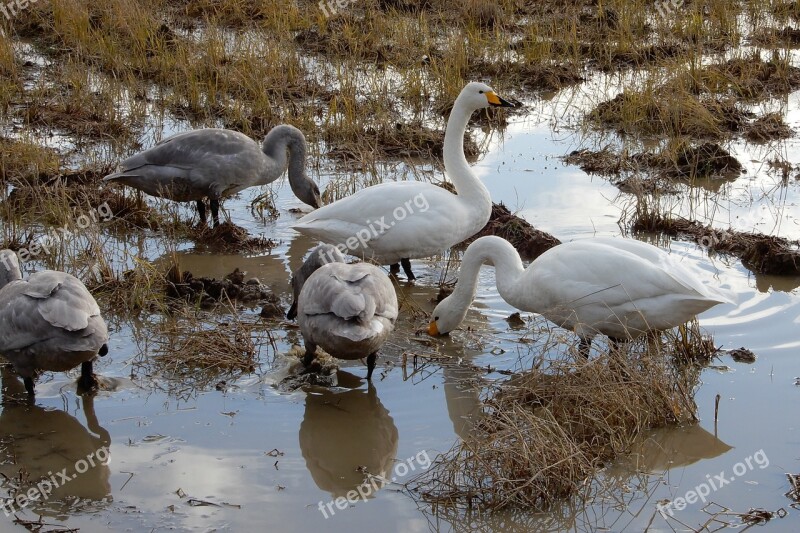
[132, 310, 268, 395]
[564, 141, 744, 194]
[590, 54, 800, 140]
[412, 341, 703, 511]
[325, 121, 480, 162]
[631, 212, 800, 275]
[0, 173, 166, 230]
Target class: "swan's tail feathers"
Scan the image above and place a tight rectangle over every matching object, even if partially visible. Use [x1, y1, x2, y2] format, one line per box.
[708, 284, 736, 306]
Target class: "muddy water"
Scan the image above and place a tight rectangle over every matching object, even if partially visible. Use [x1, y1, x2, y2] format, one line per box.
[2, 95, 800, 532]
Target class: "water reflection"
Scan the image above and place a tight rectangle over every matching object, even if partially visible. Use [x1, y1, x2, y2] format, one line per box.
[0, 368, 112, 516]
[419, 424, 733, 533]
[606, 424, 733, 476]
[299, 372, 398, 498]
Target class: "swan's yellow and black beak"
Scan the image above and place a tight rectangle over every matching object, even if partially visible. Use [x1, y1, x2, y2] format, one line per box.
[427, 320, 439, 336]
[486, 91, 515, 108]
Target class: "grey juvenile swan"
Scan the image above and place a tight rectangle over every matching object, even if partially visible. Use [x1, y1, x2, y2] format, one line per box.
[104, 125, 322, 226]
[288, 244, 398, 381]
[0, 250, 109, 396]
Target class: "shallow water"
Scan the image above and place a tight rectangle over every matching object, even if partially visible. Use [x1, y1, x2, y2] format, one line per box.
[2, 85, 800, 533]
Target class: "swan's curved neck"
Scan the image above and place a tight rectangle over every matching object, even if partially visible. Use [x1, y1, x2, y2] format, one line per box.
[261, 126, 309, 195]
[451, 237, 527, 312]
[443, 98, 490, 206]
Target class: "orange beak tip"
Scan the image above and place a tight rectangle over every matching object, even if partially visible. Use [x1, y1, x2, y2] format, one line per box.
[427, 321, 439, 336]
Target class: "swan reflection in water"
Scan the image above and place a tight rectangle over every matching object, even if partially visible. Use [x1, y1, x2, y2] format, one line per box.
[0, 367, 112, 517]
[299, 372, 398, 499]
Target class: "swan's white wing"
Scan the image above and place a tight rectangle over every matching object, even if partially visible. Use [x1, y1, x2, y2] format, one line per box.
[525, 240, 726, 333]
[580, 237, 724, 297]
[27, 272, 102, 331]
[293, 181, 484, 262]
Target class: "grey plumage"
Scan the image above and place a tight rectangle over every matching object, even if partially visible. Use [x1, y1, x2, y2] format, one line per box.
[290, 245, 398, 380]
[0, 250, 109, 396]
[103, 125, 322, 226]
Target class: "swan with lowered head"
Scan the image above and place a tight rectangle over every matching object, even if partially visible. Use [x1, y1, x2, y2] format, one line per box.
[0, 250, 109, 396]
[104, 125, 322, 226]
[428, 236, 732, 352]
[292, 82, 514, 280]
[288, 244, 398, 380]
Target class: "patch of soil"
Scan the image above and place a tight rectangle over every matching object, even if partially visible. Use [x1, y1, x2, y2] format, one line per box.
[165, 266, 276, 307]
[632, 214, 800, 275]
[744, 113, 794, 142]
[461, 203, 561, 260]
[193, 222, 275, 253]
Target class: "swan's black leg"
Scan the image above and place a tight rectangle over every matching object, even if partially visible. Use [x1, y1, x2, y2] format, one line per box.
[578, 337, 592, 359]
[389, 263, 401, 277]
[400, 258, 415, 281]
[23, 376, 35, 396]
[302, 343, 317, 367]
[366, 352, 378, 381]
[77, 360, 98, 393]
[210, 198, 221, 227]
[196, 200, 207, 226]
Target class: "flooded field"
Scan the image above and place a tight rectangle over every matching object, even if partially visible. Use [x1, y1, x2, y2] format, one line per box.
[2, 1, 800, 532]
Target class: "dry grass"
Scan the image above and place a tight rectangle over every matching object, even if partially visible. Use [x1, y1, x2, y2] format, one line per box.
[412, 337, 704, 511]
[132, 308, 268, 396]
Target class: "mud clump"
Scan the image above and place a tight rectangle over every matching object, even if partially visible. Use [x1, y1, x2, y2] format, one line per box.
[166, 266, 274, 307]
[193, 222, 275, 253]
[462, 203, 561, 260]
[672, 142, 743, 179]
[564, 142, 743, 186]
[728, 347, 757, 363]
[744, 113, 794, 142]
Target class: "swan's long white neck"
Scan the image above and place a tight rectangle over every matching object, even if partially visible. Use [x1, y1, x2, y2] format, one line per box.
[450, 236, 527, 313]
[443, 96, 491, 207]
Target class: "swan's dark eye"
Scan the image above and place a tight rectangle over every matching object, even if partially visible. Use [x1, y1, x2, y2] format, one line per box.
[478, 90, 484, 94]
[434, 316, 439, 321]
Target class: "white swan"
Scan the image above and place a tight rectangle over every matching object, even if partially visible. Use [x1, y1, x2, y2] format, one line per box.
[292, 82, 514, 280]
[289, 244, 398, 380]
[104, 125, 322, 226]
[0, 250, 109, 396]
[428, 236, 732, 352]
